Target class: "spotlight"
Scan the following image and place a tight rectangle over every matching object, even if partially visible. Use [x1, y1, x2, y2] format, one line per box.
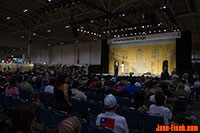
[114, 35, 116, 38]
[177, 29, 180, 31]
[87, 31, 90, 34]
[139, 32, 141, 35]
[121, 34, 124, 37]
[158, 30, 161, 32]
[147, 25, 149, 28]
[158, 23, 161, 26]
[94, 33, 96, 35]
[121, 29, 123, 31]
[163, 5, 167, 9]
[99, 35, 102, 37]
[103, 31, 106, 34]
[81, 30, 83, 32]
[134, 27, 137, 29]
[107, 31, 110, 33]
[125, 28, 128, 30]
[125, 34, 127, 36]
[21, 35, 25, 39]
[77, 29, 80, 31]
[154, 30, 156, 33]
[135, 33, 137, 35]
[130, 28, 133, 30]
[115, 30, 117, 32]
[84, 30, 86, 33]
[65, 25, 70, 29]
[130, 33, 133, 36]
[90, 20, 94, 23]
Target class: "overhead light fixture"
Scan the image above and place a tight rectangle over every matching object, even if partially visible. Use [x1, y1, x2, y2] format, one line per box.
[33, 33, 36, 36]
[75, 40, 79, 43]
[158, 30, 161, 32]
[21, 35, 25, 39]
[61, 42, 64, 45]
[122, 13, 125, 17]
[147, 25, 149, 28]
[48, 44, 51, 47]
[125, 34, 127, 36]
[103, 31, 106, 34]
[77, 29, 80, 31]
[149, 31, 152, 33]
[158, 23, 161, 26]
[23, 9, 28, 13]
[91, 32, 93, 35]
[48, 0, 52, 2]
[130, 33, 133, 36]
[121, 29, 123, 31]
[47, 29, 51, 32]
[154, 30, 156, 33]
[142, 26, 145, 28]
[81, 30, 83, 32]
[6, 16, 11, 20]
[90, 20, 94, 23]
[99, 35, 102, 37]
[84, 30, 86, 33]
[65, 25, 70, 29]
[164, 29, 166, 32]
[94, 33, 96, 35]
[134, 27, 137, 29]
[135, 33, 137, 35]
[163, 5, 167, 9]
[115, 30, 117, 32]
[87, 31, 90, 34]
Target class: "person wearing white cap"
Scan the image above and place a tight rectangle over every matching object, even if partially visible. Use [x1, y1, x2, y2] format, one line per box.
[96, 94, 129, 133]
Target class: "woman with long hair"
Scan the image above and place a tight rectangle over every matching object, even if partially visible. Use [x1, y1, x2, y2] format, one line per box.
[54, 73, 72, 113]
[5, 78, 19, 98]
[9, 104, 35, 133]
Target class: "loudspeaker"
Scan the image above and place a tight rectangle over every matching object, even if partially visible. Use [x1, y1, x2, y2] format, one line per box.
[176, 31, 192, 74]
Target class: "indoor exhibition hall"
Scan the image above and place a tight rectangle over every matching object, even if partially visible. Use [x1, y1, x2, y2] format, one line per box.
[0, 0, 200, 133]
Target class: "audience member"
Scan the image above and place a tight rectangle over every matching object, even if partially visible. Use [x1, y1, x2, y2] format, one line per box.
[8, 104, 35, 133]
[44, 78, 55, 94]
[5, 79, 19, 98]
[71, 80, 87, 101]
[58, 117, 81, 133]
[20, 76, 34, 91]
[96, 94, 129, 133]
[148, 91, 172, 125]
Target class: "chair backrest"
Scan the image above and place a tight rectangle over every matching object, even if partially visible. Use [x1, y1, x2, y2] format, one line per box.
[53, 110, 68, 127]
[0, 94, 6, 105]
[80, 119, 88, 133]
[40, 107, 55, 128]
[173, 102, 186, 113]
[71, 100, 88, 115]
[121, 107, 141, 129]
[118, 97, 132, 107]
[89, 100, 104, 116]
[39, 92, 55, 105]
[142, 113, 164, 132]
[90, 124, 113, 133]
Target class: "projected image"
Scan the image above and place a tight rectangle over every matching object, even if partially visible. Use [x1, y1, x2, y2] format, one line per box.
[109, 43, 176, 75]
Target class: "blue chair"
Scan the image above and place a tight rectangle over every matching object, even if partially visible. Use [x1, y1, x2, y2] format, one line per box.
[90, 124, 113, 133]
[71, 100, 89, 115]
[89, 100, 104, 117]
[53, 110, 68, 127]
[118, 97, 132, 107]
[142, 113, 164, 132]
[121, 107, 141, 129]
[80, 119, 88, 133]
[40, 107, 55, 129]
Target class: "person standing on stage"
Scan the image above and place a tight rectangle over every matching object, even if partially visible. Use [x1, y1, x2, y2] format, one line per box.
[114, 61, 119, 76]
[120, 62, 124, 74]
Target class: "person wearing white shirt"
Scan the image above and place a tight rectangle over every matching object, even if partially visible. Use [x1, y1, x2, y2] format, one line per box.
[44, 78, 55, 94]
[71, 80, 87, 101]
[96, 94, 129, 133]
[148, 92, 172, 125]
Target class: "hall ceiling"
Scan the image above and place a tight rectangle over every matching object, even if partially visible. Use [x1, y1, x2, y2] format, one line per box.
[0, 0, 199, 47]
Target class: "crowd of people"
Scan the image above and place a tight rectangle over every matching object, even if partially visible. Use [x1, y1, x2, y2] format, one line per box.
[0, 65, 199, 133]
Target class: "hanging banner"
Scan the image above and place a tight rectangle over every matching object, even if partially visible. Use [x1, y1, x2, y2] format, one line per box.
[107, 32, 181, 44]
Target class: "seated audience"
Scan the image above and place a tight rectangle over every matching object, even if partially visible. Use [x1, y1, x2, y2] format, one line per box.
[121, 80, 140, 94]
[117, 80, 127, 91]
[30, 91, 43, 106]
[44, 78, 55, 94]
[96, 94, 129, 133]
[131, 90, 147, 113]
[71, 80, 87, 101]
[8, 104, 35, 133]
[5, 79, 19, 98]
[148, 91, 172, 125]
[173, 83, 191, 102]
[58, 117, 81, 133]
[20, 76, 34, 91]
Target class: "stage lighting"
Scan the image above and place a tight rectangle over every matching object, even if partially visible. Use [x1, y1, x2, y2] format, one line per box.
[103, 31, 106, 34]
[90, 20, 94, 23]
[154, 30, 156, 33]
[125, 28, 128, 30]
[94, 33, 96, 35]
[107, 31, 110, 33]
[21, 35, 25, 39]
[130, 28, 133, 30]
[81, 30, 83, 32]
[134, 27, 137, 29]
[115, 30, 117, 32]
[147, 25, 149, 28]
[77, 29, 80, 31]
[158, 23, 161, 26]
[114, 35, 116, 37]
[125, 34, 127, 36]
[139, 32, 141, 35]
[177, 29, 180, 31]
[84, 30, 86, 33]
[99, 35, 102, 37]
[121, 34, 124, 37]
[163, 5, 167, 9]
[158, 30, 161, 32]
[2, 60, 4, 63]
[121, 29, 123, 31]
[111, 30, 113, 32]
[135, 33, 137, 35]
[130, 33, 133, 36]
[87, 31, 90, 34]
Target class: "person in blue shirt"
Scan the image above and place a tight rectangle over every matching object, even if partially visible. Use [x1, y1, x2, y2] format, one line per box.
[121, 80, 141, 94]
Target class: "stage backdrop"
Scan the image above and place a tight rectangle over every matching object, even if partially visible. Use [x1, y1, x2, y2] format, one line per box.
[108, 32, 181, 75]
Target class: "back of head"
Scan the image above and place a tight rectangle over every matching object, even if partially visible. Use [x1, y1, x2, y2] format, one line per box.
[133, 90, 145, 107]
[58, 117, 81, 133]
[72, 80, 80, 89]
[155, 91, 165, 105]
[104, 94, 117, 111]
[10, 104, 35, 133]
